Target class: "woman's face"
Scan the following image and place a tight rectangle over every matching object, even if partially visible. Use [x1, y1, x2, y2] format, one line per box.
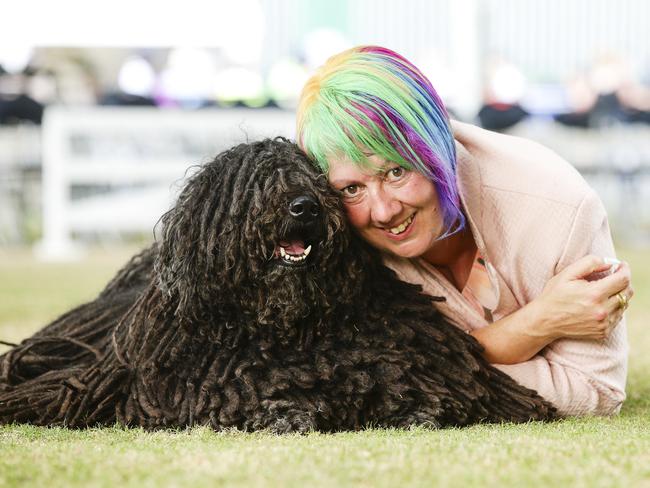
[327, 153, 444, 258]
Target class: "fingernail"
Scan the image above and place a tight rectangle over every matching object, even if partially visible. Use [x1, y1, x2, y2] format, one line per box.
[604, 257, 621, 273]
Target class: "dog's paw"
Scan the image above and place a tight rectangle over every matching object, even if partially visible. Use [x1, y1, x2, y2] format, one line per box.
[266, 412, 317, 434]
[385, 410, 442, 430]
[251, 400, 318, 434]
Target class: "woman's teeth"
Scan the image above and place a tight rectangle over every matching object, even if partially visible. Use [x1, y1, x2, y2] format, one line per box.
[389, 214, 414, 235]
[280, 245, 312, 262]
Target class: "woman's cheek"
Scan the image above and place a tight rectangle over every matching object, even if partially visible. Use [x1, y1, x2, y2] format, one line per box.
[343, 201, 370, 230]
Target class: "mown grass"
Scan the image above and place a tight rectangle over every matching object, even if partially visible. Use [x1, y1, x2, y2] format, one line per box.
[1, 245, 649, 487]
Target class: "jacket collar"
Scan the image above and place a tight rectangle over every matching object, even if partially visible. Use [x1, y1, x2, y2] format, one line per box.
[453, 129, 521, 319]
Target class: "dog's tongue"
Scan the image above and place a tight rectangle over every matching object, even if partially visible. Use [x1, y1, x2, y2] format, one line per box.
[279, 239, 306, 254]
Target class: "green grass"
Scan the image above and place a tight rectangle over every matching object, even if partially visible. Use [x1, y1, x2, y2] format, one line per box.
[1, 246, 649, 487]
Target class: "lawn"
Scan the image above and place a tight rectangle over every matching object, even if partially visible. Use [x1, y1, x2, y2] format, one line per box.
[1, 245, 649, 488]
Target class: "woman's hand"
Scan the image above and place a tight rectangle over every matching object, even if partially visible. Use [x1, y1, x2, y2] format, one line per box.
[527, 255, 634, 342]
[471, 254, 633, 364]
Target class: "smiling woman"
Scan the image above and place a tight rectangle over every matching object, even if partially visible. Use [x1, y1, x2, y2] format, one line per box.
[296, 45, 633, 417]
[327, 155, 445, 262]
[297, 46, 462, 239]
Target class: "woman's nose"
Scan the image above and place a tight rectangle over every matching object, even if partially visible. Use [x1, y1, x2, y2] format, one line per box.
[368, 188, 401, 225]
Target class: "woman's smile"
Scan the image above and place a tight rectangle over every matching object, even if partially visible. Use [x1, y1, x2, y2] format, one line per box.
[384, 212, 416, 239]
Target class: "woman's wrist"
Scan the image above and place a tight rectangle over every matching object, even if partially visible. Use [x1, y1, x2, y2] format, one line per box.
[518, 298, 561, 343]
[470, 301, 559, 364]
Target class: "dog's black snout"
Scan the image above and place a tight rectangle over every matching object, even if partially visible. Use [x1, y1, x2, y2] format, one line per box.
[289, 195, 320, 222]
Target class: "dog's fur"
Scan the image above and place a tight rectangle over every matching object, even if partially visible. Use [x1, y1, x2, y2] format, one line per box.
[0, 139, 555, 431]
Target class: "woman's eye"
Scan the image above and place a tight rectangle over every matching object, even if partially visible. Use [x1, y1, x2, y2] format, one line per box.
[387, 166, 405, 180]
[342, 185, 359, 197]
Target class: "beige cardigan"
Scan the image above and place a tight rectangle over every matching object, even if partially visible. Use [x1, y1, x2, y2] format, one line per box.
[383, 121, 628, 416]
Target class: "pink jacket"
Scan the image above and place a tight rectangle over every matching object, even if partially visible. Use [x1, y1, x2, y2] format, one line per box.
[383, 121, 628, 416]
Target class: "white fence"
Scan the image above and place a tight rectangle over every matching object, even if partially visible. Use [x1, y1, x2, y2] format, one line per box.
[36, 106, 295, 259]
[27, 107, 650, 259]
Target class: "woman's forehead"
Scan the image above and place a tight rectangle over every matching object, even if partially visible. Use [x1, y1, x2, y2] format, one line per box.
[327, 153, 390, 184]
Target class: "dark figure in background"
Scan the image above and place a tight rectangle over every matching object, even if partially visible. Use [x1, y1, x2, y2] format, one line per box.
[0, 66, 44, 125]
[477, 103, 528, 132]
[476, 58, 529, 132]
[555, 55, 650, 128]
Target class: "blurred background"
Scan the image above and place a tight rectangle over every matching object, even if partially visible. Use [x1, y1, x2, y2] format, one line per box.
[0, 1, 649, 359]
[2, 0, 650, 253]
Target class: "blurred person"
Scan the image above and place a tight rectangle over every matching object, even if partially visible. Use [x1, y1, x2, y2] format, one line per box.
[587, 54, 629, 127]
[554, 73, 597, 128]
[616, 72, 650, 125]
[25, 67, 58, 107]
[100, 54, 157, 107]
[296, 46, 632, 417]
[49, 55, 99, 106]
[556, 54, 650, 127]
[477, 57, 529, 132]
[0, 66, 44, 125]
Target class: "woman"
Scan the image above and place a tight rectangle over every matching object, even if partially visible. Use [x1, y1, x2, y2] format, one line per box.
[295, 46, 632, 416]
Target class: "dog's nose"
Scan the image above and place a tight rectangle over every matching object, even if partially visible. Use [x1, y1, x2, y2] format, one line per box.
[289, 196, 320, 222]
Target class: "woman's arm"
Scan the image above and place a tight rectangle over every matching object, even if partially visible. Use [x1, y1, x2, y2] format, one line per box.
[471, 257, 630, 416]
[478, 191, 629, 416]
[470, 255, 632, 365]
[469, 302, 551, 364]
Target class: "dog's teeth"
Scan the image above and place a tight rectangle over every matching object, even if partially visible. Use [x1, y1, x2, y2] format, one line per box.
[279, 244, 311, 263]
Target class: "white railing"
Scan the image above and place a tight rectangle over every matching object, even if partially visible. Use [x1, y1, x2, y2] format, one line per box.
[36, 106, 296, 260]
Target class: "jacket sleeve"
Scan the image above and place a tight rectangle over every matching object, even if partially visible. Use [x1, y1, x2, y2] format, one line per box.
[493, 189, 629, 416]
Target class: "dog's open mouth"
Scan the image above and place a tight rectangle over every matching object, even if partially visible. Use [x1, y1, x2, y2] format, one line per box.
[273, 235, 318, 267]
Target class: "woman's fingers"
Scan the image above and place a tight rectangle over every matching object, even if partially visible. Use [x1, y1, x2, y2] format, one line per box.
[534, 255, 632, 341]
[560, 254, 613, 280]
[594, 261, 632, 298]
[605, 282, 634, 310]
[608, 307, 625, 330]
[596, 283, 633, 340]
[605, 288, 632, 313]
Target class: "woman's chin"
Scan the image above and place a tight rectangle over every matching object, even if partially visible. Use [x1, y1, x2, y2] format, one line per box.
[383, 239, 430, 259]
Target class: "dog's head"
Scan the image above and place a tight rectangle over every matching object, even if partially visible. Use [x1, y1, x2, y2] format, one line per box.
[155, 138, 373, 342]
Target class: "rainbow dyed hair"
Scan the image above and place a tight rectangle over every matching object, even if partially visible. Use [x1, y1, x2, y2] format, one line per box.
[296, 45, 464, 237]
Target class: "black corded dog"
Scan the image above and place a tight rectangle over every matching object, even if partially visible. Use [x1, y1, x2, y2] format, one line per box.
[0, 139, 555, 431]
